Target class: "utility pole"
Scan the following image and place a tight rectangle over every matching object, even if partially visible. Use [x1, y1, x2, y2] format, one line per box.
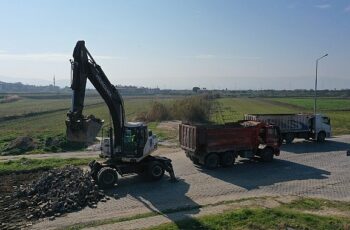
[314, 54, 328, 115]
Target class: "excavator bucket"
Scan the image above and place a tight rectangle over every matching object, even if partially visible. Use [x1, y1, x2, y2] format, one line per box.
[66, 116, 103, 143]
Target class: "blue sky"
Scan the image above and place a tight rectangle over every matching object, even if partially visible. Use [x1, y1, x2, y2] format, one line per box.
[0, 0, 349, 89]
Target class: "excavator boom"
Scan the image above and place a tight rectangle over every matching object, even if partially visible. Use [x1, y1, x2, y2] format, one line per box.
[66, 41, 125, 153]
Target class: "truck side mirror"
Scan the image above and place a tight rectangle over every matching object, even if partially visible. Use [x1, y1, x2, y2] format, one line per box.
[149, 130, 153, 137]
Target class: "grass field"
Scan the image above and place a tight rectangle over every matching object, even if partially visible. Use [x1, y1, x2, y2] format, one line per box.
[0, 96, 103, 119]
[270, 97, 350, 111]
[0, 96, 174, 154]
[266, 97, 350, 135]
[148, 206, 350, 230]
[1, 95, 350, 155]
[210, 98, 297, 124]
[0, 157, 93, 175]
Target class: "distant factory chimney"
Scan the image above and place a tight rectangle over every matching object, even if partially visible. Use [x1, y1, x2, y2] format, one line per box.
[53, 75, 56, 87]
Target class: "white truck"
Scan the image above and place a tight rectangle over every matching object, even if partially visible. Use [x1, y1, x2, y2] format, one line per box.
[244, 113, 331, 143]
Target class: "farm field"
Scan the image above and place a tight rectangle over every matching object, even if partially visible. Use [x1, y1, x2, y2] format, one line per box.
[1, 95, 350, 155]
[266, 97, 350, 135]
[210, 97, 297, 123]
[0, 96, 103, 119]
[269, 97, 350, 111]
[0, 95, 175, 154]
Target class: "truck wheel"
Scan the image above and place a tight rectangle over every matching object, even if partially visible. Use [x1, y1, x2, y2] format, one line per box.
[97, 167, 118, 189]
[284, 133, 294, 144]
[261, 148, 274, 162]
[205, 153, 219, 169]
[317, 131, 326, 143]
[147, 161, 165, 181]
[220, 152, 235, 167]
[192, 158, 200, 166]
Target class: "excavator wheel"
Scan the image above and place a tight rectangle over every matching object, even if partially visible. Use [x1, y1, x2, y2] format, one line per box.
[97, 167, 118, 189]
[147, 161, 165, 181]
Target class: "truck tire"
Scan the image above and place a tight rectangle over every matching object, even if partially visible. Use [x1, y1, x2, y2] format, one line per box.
[260, 147, 274, 162]
[220, 152, 235, 167]
[317, 131, 326, 143]
[204, 153, 219, 169]
[192, 158, 200, 166]
[147, 161, 165, 181]
[284, 133, 294, 144]
[97, 167, 118, 189]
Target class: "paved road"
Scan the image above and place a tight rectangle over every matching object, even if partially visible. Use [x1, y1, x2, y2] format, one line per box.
[32, 135, 350, 229]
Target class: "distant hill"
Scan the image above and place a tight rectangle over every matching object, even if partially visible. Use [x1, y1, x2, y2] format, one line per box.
[0, 81, 60, 93]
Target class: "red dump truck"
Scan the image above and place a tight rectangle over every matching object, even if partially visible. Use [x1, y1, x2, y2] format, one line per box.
[179, 120, 281, 169]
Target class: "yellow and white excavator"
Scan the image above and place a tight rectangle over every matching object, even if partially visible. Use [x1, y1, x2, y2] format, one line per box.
[66, 41, 176, 188]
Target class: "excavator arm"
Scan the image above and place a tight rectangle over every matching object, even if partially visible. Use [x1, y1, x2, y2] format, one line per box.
[66, 40, 125, 154]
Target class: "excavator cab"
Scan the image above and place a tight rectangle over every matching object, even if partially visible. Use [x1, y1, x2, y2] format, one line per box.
[123, 122, 148, 158]
[100, 122, 158, 159]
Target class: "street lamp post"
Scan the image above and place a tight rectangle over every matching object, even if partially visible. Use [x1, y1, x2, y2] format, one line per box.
[314, 54, 328, 115]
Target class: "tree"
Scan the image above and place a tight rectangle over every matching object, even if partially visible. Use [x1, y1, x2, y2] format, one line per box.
[192, 87, 200, 93]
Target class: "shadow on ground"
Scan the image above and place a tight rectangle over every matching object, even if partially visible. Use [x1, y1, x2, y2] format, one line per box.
[105, 175, 207, 229]
[281, 139, 350, 154]
[200, 158, 330, 190]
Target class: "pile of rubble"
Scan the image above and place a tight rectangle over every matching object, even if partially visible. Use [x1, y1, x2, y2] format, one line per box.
[6, 166, 107, 222]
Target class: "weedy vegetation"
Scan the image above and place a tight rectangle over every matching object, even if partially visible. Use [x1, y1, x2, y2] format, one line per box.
[0, 157, 93, 175]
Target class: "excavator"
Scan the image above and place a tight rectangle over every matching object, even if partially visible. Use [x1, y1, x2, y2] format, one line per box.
[66, 40, 176, 188]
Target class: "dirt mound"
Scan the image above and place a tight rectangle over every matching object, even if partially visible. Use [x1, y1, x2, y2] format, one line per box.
[4, 136, 36, 155]
[0, 166, 107, 229]
[0, 95, 21, 103]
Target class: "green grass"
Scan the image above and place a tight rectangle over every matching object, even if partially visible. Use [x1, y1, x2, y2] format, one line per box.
[283, 197, 350, 213]
[0, 96, 103, 118]
[211, 97, 350, 135]
[0, 157, 93, 175]
[210, 98, 296, 124]
[149, 207, 350, 230]
[0, 97, 175, 154]
[1, 96, 350, 155]
[270, 98, 350, 111]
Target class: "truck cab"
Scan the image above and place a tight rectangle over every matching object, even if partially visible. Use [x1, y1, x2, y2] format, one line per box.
[310, 114, 331, 142]
[258, 125, 281, 156]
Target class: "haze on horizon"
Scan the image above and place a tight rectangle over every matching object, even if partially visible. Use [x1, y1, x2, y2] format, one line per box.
[0, 0, 349, 90]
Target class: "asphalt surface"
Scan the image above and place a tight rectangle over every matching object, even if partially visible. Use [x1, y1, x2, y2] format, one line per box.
[32, 135, 350, 229]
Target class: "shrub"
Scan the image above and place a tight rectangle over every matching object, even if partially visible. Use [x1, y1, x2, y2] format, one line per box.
[146, 102, 170, 121]
[171, 96, 212, 123]
[137, 96, 213, 123]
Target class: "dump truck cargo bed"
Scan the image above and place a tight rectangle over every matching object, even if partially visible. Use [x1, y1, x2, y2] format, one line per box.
[179, 121, 281, 168]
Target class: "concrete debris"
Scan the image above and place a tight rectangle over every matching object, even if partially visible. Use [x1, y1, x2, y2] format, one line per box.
[0, 166, 106, 229]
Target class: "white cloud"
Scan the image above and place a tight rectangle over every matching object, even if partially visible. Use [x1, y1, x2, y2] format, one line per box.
[315, 4, 331, 9]
[0, 52, 125, 61]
